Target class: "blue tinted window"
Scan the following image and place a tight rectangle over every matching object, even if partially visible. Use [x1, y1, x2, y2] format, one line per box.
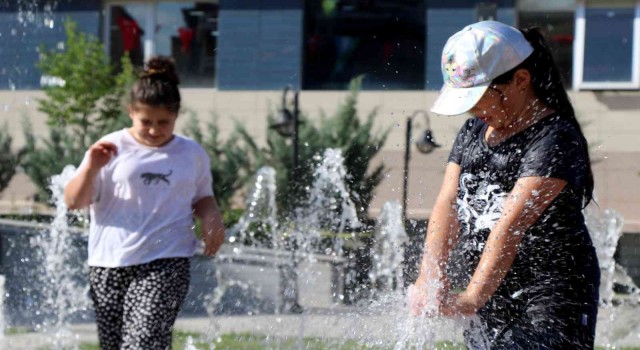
[303, 0, 426, 90]
[583, 8, 634, 82]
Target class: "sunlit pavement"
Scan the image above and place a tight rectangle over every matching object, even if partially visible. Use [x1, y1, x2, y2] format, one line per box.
[2, 306, 640, 349]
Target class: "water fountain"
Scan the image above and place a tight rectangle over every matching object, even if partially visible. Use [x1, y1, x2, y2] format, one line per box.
[369, 200, 408, 293]
[585, 204, 640, 348]
[218, 149, 360, 316]
[228, 166, 279, 248]
[36, 164, 91, 346]
[295, 148, 362, 256]
[0, 165, 92, 349]
[1, 151, 639, 349]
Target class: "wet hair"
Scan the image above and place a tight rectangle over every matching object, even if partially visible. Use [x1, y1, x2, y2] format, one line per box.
[130, 56, 181, 113]
[492, 27, 594, 207]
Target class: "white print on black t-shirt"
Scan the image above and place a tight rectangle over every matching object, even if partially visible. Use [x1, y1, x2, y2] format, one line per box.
[457, 172, 508, 233]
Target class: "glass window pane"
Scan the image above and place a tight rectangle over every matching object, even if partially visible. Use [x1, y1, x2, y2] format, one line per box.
[583, 7, 634, 82]
[109, 4, 147, 69]
[519, 0, 574, 12]
[586, 0, 635, 8]
[156, 2, 218, 87]
[303, 0, 425, 90]
[518, 12, 574, 88]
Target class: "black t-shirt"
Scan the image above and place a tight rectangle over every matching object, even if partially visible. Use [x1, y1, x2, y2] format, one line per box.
[447, 114, 599, 307]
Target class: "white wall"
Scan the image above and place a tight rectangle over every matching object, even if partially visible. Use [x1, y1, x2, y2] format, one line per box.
[0, 89, 639, 231]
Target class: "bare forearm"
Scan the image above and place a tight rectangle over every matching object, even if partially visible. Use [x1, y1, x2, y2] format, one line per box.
[199, 206, 225, 237]
[64, 166, 99, 210]
[417, 163, 461, 283]
[420, 200, 459, 279]
[462, 221, 522, 307]
[193, 196, 226, 255]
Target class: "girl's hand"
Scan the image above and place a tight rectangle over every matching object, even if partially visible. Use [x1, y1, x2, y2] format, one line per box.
[407, 276, 449, 316]
[408, 283, 433, 316]
[438, 292, 480, 317]
[203, 230, 224, 256]
[86, 141, 117, 170]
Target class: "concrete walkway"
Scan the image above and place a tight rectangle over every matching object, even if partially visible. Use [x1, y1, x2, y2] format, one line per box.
[0, 308, 463, 350]
[1, 306, 640, 349]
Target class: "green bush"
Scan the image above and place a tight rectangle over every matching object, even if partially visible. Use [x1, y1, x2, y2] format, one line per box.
[0, 123, 21, 193]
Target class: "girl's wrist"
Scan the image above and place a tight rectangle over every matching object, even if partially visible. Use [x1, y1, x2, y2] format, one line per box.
[443, 291, 479, 316]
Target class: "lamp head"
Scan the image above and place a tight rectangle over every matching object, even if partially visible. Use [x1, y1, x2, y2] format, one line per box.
[416, 129, 440, 154]
[270, 108, 295, 137]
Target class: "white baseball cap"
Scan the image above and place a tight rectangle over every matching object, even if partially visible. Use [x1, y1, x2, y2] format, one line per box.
[430, 21, 534, 116]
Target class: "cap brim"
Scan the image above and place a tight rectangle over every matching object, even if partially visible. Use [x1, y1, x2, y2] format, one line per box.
[430, 83, 489, 116]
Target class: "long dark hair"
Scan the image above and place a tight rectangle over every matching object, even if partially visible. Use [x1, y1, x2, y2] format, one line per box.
[130, 56, 181, 113]
[492, 27, 594, 207]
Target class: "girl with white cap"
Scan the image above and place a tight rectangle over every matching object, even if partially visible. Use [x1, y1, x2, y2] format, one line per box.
[409, 21, 599, 349]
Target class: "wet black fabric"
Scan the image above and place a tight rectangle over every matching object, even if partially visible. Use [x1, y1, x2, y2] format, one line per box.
[447, 115, 600, 349]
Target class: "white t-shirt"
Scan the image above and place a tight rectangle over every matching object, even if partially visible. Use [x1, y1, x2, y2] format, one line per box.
[78, 129, 214, 267]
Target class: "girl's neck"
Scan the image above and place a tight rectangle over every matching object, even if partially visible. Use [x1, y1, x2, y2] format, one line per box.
[486, 101, 553, 146]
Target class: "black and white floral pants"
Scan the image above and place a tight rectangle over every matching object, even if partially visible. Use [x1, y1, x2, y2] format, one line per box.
[89, 257, 190, 350]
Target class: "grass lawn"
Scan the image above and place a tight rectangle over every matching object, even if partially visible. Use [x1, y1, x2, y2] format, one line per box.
[40, 330, 640, 350]
[71, 331, 466, 350]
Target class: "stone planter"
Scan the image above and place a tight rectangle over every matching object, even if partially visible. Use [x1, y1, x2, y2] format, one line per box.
[197, 244, 346, 315]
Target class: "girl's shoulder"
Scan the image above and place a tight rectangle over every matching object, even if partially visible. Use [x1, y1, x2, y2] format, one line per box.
[528, 114, 583, 145]
[172, 134, 209, 157]
[172, 134, 202, 149]
[455, 117, 485, 144]
[460, 117, 485, 134]
[100, 128, 129, 144]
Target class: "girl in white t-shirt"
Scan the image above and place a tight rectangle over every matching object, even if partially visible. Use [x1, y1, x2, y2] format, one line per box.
[64, 56, 225, 350]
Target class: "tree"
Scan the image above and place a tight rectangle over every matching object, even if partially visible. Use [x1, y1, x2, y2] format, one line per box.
[22, 20, 135, 201]
[0, 124, 21, 193]
[237, 76, 389, 222]
[181, 113, 253, 212]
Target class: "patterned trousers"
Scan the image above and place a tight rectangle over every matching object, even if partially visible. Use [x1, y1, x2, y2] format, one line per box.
[89, 257, 190, 350]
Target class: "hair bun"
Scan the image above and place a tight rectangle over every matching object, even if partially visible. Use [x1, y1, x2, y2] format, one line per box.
[141, 56, 180, 85]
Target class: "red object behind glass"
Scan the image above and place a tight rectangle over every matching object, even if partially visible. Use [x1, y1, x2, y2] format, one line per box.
[178, 27, 195, 52]
[116, 14, 142, 52]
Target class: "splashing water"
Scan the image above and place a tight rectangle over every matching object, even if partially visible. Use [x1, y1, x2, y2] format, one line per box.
[228, 166, 278, 248]
[585, 204, 640, 348]
[370, 200, 408, 292]
[585, 204, 625, 306]
[15, 0, 57, 26]
[222, 166, 291, 314]
[30, 165, 91, 347]
[183, 335, 198, 350]
[296, 148, 361, 255]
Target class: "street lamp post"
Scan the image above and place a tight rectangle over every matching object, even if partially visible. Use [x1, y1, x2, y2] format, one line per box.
[269, 85, 303, 314]
[402, 110, 440, 222]
[270, 85, 300, 178]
